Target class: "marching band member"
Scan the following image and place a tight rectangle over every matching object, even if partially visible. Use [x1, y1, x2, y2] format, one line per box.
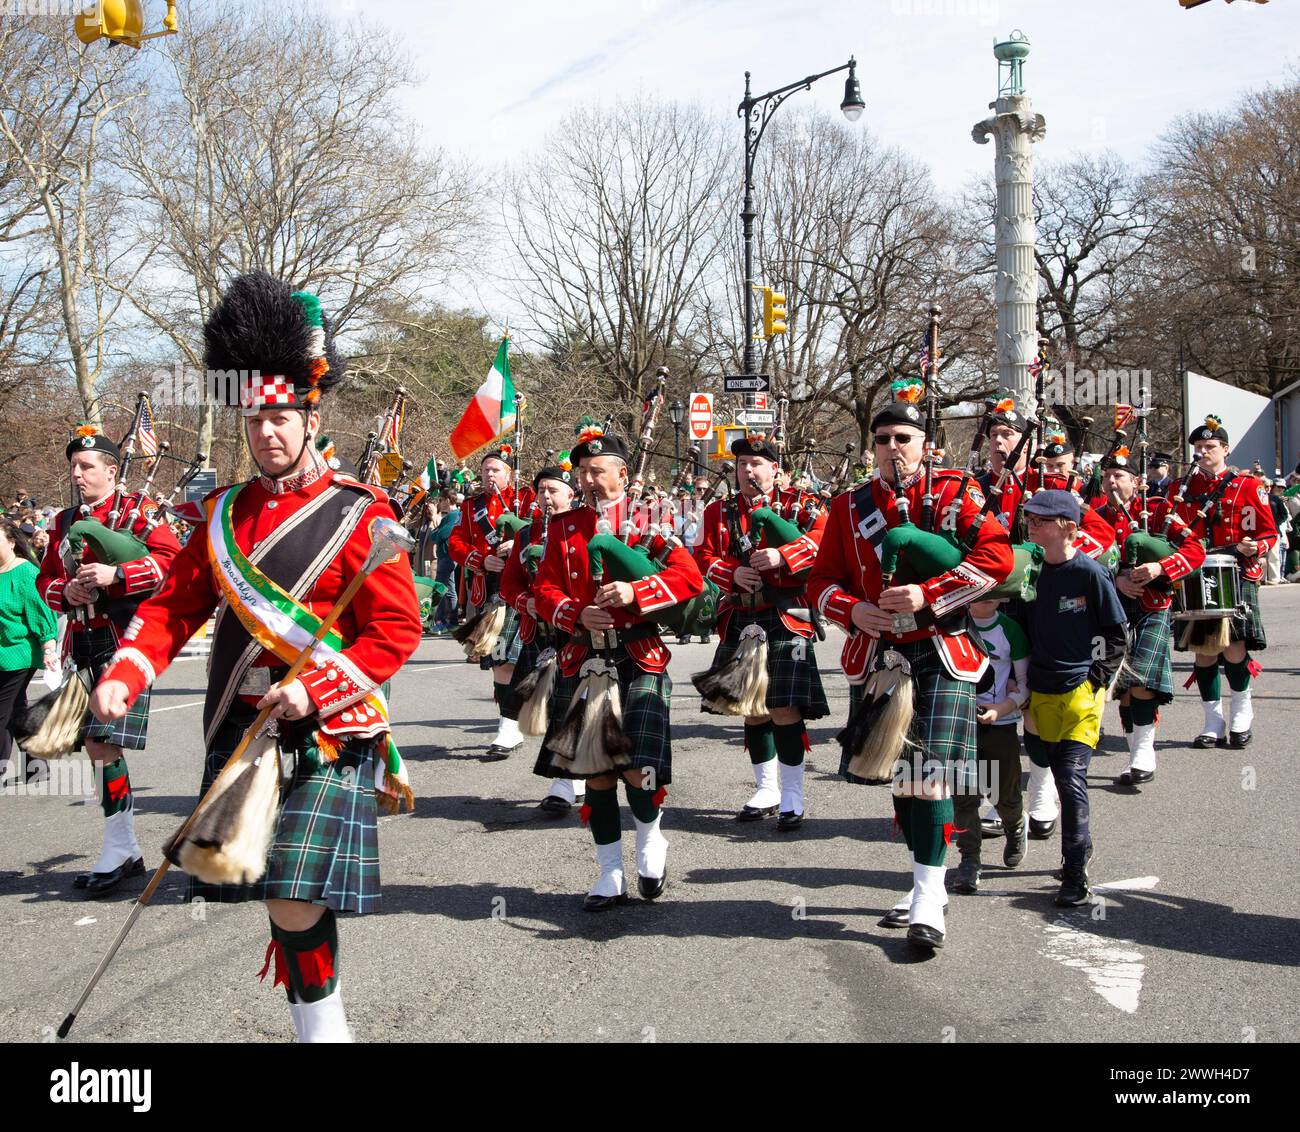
[693, 433, 828, 830]
[1093, 450, 1205, 785]
[447, 447, 535, 759]
[806, 392, 1013, 951]
[531, 424, 704, 911]
[36, 429, 181, 897]
[88, 273, 422, 1042]
[1173, 417, 1277, 749]
[499, 460, 585, 816]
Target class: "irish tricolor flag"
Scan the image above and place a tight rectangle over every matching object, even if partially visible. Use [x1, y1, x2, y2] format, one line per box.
[449, 339, 517, 460]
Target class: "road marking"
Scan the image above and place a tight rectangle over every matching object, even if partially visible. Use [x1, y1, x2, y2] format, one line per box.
[74, 916, 97, 926]
[1037, 877, 1158, 1015]
[152, 700, 204, 714]
[1094, 875, 1159, 893]
[1040, 919, 1146, 1014]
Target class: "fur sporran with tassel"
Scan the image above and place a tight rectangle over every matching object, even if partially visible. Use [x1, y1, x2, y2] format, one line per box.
[547, 658, 633, 776]
[692, 624, 769, 717]
[517, 647, 559, 736]
[838, 650, 916, 784]
[13, 669, 90, 760]
[453, 600, 507, 661]
[1177, 616, 1230, 657]
[164, 727, 282, 885]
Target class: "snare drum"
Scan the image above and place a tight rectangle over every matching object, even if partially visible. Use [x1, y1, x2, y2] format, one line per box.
[1173, 553, 1241, 620]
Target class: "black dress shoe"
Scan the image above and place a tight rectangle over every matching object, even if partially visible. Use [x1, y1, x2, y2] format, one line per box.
[950, 858, 981, 894]
[582, 891, 630, 912]
[1117, 768, 1155, 786]
[638, 870, 667, 901]
[484, 743, 519, 761]
[879, 907, 910, 929]
[84, 857, 146, 898]
[1004, 822, 1027, 868]
[906, 923, 944, 950]
[980, 814, 1004, 838]
[776, 810, 805, 832]
[1028, 817, 1057, 840]
[1191, 732, 1223, 750]
[735, 804, 778, 822]
[538, 795, 572, 818]
[73, 872, 91, 890]
[1229, 730, 1252, 749]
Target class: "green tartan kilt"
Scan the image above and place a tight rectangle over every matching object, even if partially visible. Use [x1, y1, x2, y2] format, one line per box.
[839, 637, 977, 791]
[1231, 580, 1266, 650]
[704, 605, 829, 720]
[186, 706, 382, 914]
[479, 606, 522, 670]
[1117, 606, 1174, 703]
[71, 626, 151, 751]
[533, 653, 673, 785]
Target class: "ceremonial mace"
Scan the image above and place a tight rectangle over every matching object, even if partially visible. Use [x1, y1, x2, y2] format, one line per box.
[56, 518, 416, 1040]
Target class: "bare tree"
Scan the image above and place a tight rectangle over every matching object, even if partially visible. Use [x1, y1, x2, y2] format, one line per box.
[0, 20, 146, 425]
[111, 0, 480, 466]
[501, 97, 731, 413]
[1143, 77, 1300, 399]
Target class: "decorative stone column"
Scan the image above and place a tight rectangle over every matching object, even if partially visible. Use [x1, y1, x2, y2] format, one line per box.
[972, 31, 1045, 406]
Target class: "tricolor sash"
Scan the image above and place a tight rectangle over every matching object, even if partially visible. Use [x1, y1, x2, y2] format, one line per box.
[206, 486, 411, 806]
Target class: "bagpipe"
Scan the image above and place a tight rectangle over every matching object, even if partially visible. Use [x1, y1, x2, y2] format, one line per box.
[838, 306, 1044, 785]
[20, 401, 203, 760]
[452, 402, 532, 661]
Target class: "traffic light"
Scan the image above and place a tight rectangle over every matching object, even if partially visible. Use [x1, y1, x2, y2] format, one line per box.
[763, 286, 788, 338]
[75, 1, 179, 49]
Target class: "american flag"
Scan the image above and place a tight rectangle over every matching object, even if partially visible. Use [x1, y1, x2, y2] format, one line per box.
[917, 332, 934, 375]
[136, 396, 159, 466]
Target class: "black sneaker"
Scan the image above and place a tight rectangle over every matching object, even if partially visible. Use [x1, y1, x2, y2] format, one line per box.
[1003, 821, 1027, 868]
[950, 857, 981, 894]
[1055, 869, 1091, 907]
[1052, 845, 1094, 882]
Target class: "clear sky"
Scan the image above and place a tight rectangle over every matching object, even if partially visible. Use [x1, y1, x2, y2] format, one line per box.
[322, 0, 1296, 192]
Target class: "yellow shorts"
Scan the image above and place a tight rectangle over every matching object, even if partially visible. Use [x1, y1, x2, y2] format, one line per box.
[1027, 683, 1105, 747]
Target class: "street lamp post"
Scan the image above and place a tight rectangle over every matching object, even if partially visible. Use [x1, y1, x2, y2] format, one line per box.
[738, 58, 863, 409]
[669, 399, 685, 477]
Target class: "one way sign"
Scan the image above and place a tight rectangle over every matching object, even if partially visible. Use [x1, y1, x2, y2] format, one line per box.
[723, 373, 771, 393]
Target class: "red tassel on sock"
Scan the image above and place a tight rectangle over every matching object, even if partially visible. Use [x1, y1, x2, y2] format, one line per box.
[943, 822, 957, 847]
[652, 786, 667, 808]
[801, 730, 811, 753]
[258, 940, 289, 991]
[294, 941, 335, 991]
[579, 803, 592, 826]
[1247, 659, 1262, 678]
[106, 775, 129, 803]
[891, 815, 901, 840]
[1182, 671, 1197, 690]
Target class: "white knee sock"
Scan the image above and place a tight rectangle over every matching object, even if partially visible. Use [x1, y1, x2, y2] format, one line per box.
[745, 758, 780, 810]
[778, 760, 805, 816]
[289, 987, 352, 1043]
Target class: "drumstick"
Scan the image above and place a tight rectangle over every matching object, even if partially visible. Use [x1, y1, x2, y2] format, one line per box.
[56, 518, 415, 1040]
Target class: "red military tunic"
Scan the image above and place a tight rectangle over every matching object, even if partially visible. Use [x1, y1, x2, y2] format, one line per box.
[694, 487, 826, 638]
[99, 466, 422, 737]
[532, 494, 704, 676]
[807, 468, 1013, 682]
[1088, 494, 1206, 613]
[499, 509, 549, 646]
[37, 491, 182, 631]
[1172, 468, 1278, 584]
[977, 466, 1114, 560]
[447, 485, 535, 609]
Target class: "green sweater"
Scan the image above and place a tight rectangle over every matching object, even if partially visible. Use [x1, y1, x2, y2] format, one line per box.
[0, 559, 58, 671]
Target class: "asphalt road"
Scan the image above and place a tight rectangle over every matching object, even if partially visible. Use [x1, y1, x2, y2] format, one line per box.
[2, 587, 1298, 1043]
